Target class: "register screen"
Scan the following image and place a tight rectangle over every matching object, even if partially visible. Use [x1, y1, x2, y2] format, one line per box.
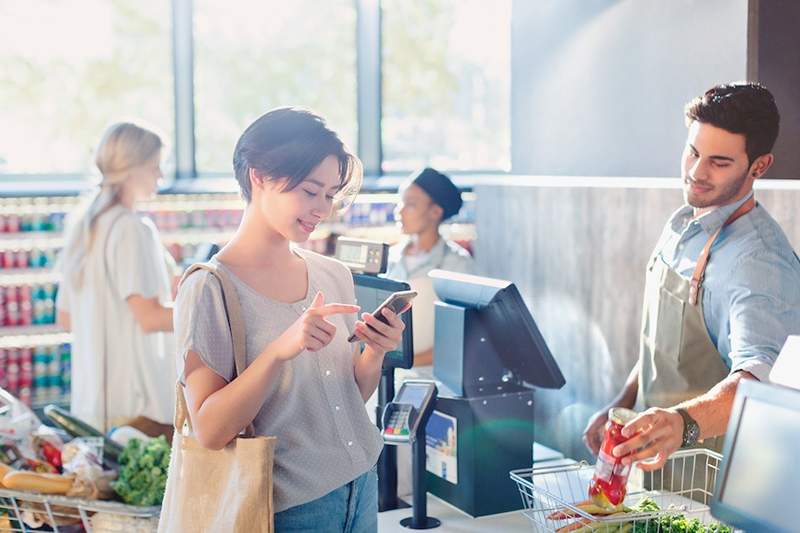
[718, 397, 799, 529]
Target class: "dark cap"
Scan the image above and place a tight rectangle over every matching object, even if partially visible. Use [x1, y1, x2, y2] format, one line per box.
[409, 167, 463, 221]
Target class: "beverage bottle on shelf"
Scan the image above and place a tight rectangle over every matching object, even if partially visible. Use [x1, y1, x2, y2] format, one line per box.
[15, 248, 29, 269]
[33, 346, 49, 404]
[189, 209, 203, 229]
[42, 283, 56, 324]
[6, 211, 20, 233]
[44, 248, 57, 268]
[1, 250, 13, 269]
[6, 286, 20, 326]
[20, 213, 34, 233]
[0, 348, 7, 389]
[30, 247, 43, 268]
[19, 347, 33, 389]
[59, 343, 71, 396]
[19, 285, 33, 326]
[0, 287, 5, 326]
[48, 348, 62, 401]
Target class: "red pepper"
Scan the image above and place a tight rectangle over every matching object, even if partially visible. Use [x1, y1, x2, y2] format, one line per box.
[39, 442, 62, 471]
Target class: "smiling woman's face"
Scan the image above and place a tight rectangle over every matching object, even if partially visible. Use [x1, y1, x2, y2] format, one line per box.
[252, 154, 342, 242]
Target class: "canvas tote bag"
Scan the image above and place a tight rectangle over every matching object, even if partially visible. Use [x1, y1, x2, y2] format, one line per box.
[158, 262, 276, 532]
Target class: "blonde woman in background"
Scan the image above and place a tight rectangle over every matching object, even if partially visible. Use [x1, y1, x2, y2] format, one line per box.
[56, 122, 177, 436]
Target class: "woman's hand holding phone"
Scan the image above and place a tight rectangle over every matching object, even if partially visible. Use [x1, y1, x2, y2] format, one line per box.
[353, 307, 407, 355]
[269, 291, 360, 361]
[351, 291, 415, 354]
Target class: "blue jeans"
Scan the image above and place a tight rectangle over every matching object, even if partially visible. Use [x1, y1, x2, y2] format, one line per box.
[274, 468, 378, 533]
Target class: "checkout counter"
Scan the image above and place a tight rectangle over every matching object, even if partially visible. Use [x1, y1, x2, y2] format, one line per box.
[345, 238, 799, 531]
[422, 269, 565, 517]
[343, 235, 567, 524]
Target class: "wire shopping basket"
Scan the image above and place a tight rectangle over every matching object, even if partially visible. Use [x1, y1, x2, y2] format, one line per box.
[0, 489, 159, 532]
[510, 449, 739, 532]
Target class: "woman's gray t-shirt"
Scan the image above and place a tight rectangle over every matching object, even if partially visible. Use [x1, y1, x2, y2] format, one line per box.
[174, 248, 383, 512]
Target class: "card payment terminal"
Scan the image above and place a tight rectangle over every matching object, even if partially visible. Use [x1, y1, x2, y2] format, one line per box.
[382, 380, 441, 529]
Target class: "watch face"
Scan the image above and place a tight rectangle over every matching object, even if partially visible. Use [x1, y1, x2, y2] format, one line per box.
[686, 422, 700, 445]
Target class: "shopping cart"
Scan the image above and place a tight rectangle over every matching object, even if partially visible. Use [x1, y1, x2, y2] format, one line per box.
[510, 449, 739, 532]
[0, 489, 159, 532]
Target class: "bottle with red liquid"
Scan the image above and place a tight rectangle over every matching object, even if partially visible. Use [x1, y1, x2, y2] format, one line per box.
[588, 407, 638, 510]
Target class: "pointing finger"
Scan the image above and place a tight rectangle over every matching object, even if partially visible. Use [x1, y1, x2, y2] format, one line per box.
[310, 303, 361, 317]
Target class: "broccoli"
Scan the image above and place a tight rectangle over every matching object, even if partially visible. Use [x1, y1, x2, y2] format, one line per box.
[111, 436, 171, 506]
[628, 498, 731, 533]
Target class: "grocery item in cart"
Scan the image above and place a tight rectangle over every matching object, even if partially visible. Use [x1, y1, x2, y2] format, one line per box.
[587, 407, 638, 510]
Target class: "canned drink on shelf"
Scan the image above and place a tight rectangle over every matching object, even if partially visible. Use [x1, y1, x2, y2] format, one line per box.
[44, 248, 57, 267]
[19, 348, 33, 389]
[1, 250, 14, 269]
[19, 286, 32, 326]
[6, 363, 20, 394]
[15, 249, 28, 269]
[20, 214, 33, 233]
[5, 287, 20, 326]
[60, 343, 71, 393]
[190, 210, 205, 228]
[588, 407, 639, 510]
[0, 348, 7, 389]
[29, 248, 43, 268]
[6, 213, 20, 233]
[175, 211, 189, 229]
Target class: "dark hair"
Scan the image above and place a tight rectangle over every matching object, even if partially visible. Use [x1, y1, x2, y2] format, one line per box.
[684, 82, 780, 165]
[232, 107, 362, 206]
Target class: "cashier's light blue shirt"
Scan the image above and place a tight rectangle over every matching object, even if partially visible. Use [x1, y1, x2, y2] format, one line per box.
[654, 191, 800, 382]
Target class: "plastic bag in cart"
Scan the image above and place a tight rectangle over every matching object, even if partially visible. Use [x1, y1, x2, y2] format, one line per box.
[0, 387, 42, 458]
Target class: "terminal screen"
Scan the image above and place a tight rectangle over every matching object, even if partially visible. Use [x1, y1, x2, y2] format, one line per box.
[718, 396, 798, 529]
[395, 384, 429, 409]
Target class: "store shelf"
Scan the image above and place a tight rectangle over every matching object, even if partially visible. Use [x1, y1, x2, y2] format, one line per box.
[160, 228, 237, 244]
[0, 325, 68, 348]
[0, 233, 63, 250]
[0, 268, 58, 286]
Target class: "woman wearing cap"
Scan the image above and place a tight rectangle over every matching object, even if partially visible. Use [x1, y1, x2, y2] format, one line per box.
[385, 167, 474, 367]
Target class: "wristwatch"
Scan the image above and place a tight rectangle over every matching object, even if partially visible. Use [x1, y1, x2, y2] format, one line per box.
[676, 408, 700, 448]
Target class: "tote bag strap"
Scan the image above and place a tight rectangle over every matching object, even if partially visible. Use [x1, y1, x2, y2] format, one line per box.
[175, 261, 255, 437]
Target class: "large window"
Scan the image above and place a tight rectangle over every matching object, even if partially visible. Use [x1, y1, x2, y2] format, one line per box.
[0, 0, 174, 175]
[193, 0, 358, 173]
[381, 0, 511, 172]
[0, 0, 511, 182]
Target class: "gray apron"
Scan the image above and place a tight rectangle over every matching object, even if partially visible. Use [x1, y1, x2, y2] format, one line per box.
[638, 197, 755, 496]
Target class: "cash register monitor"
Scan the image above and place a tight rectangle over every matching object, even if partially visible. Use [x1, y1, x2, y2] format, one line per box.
[430, 270, 565, 391]
[711, 379, 800, 533]
[353, 273, 414, 369]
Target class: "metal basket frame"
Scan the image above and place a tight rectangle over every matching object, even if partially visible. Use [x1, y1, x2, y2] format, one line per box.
[0, 489, 159, 532]
[510, 449, 739, 532]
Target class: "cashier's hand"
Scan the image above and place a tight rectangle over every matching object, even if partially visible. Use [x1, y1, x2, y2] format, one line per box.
[611, 407, 684, 472]
[352, 306, 407, 355]
[269, 292, 360, 360]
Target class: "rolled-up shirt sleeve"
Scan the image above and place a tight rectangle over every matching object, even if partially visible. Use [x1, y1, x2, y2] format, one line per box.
[726, 250, 800, 382]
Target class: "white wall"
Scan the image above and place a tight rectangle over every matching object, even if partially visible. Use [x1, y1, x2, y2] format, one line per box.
[510, 0, 748, 177]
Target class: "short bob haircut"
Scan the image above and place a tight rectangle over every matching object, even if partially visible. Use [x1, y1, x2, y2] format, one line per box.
[232, 107, 362, 209]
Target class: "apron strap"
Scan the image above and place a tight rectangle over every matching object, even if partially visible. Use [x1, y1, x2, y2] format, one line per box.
[175, 260, 256, 437]
[689, 197, 756, 305]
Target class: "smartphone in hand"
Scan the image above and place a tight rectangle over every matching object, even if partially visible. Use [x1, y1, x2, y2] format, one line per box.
[347, 290, 417, 343]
